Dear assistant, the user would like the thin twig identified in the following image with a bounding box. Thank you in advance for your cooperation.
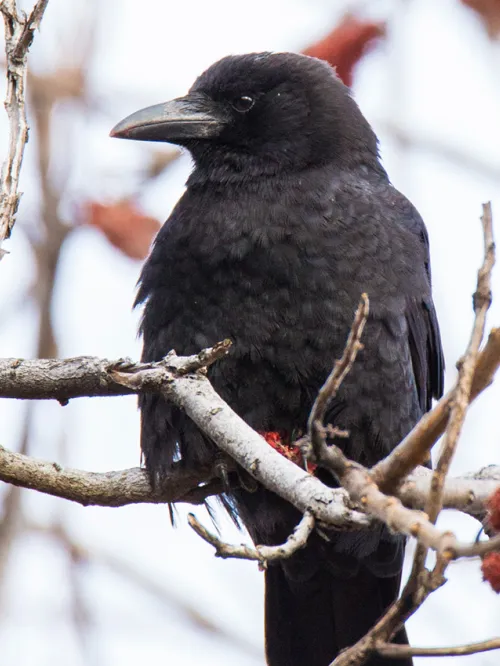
[426,202,495,525]
[188,511,315,564]
[307,293,369,466]
[380,119,500,186]
[375,637,500,659]
[0,0,50,252]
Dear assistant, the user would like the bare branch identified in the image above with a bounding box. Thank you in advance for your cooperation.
[373,203,497,494]
[380,119,500,185]
[399,464,500,518]
[372,327,500,492]
[329,203,498,666]
[0,342,232,403]
[300,295,459,565]
[426,202,495,524]
[0,0,50,252]
[0,441,497,517]
[452,532,500,559]
[0,444,214,507]
[375,637,500,659]
[188,511,315,564]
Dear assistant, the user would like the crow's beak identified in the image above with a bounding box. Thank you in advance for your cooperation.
[110,93,229,144]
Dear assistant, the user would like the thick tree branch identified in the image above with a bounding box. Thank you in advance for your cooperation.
[0,340,231,403]
[398,464,500,517]
[0,442,497,516]
[0,0,49,252]
[0,444,214,506]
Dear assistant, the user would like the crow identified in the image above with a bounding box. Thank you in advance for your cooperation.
[111,52,444,666]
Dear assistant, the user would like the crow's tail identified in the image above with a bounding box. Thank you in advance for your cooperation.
[264,551,412,666]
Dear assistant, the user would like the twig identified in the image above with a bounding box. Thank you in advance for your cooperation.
[375,637,500,659]
[329,556,445,666]
[0,0,50,252]
[426,202,495,525]
[301,294,457,573]
[188,511,315,564]
[380,119,500,186]
[307,293,369,467]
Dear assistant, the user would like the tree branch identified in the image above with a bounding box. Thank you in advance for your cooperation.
[0,0,50,252]
[373,203,497,494]
[307,292,369,464]
[425,201,495,525]
[398,464,500,517]
[375,637,500,659]
[328,203,498,666]
[187,511,315,564]
[0,441,497,517]
[26,521,260,658]
[0,444,215,506]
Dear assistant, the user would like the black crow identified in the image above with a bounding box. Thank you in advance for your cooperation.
[111,52,444,666]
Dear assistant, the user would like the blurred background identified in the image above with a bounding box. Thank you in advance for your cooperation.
[0,0,499,664]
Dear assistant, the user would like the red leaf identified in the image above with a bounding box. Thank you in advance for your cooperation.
[487,487,500,532]
[303,15,385,87]
[84,200,160,261]
[482,552,500,593]
[462,0,500,38]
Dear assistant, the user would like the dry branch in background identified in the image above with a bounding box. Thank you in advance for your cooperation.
[0,0,49,253]
[25,521,261,659]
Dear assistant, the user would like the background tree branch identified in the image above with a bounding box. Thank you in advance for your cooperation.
[0,0,49,253]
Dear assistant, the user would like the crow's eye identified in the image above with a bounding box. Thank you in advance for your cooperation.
[231,96,255,113]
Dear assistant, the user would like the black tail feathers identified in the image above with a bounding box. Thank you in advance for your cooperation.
[264,559,413,666]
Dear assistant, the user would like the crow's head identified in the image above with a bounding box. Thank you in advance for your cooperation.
[111,52,379,179]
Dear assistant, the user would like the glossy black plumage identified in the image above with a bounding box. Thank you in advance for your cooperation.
[114,52,444,666]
